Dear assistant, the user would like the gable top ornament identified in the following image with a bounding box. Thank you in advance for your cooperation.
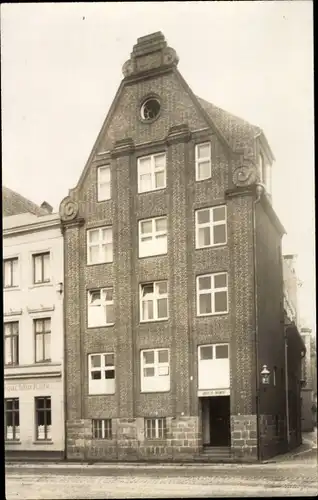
[122,32,179,78]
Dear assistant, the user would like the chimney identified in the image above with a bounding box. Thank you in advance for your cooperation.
[41,201,53,214]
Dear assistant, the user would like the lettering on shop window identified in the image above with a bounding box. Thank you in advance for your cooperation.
[6,382,50,392]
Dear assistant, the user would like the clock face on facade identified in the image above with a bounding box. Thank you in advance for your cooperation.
[140,97,161,122]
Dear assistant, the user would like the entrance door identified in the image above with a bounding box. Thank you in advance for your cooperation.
[209,396,231,446]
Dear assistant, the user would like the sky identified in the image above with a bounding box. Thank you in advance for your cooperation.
[1,2,315,331]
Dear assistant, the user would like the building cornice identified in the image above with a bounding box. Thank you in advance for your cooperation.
[3,218,61,237]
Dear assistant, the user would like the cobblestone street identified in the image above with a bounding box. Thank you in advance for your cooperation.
[5,450,317,499]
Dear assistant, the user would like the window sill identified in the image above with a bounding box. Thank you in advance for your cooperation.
[4,287,20,292]
[140,318,168,324]
[195,243,227,250]
[195,176,212,183]
[97,198,111,203]
[86,262,113,267]
[29,283,53,289]
[197,311,228,318]
[87,324,115,329]
[33,440,53,445]
[140,389,171,394]
[5,440,21,445]
[35,360,52,364]
[88,392,116,396]
[138,187,166,195]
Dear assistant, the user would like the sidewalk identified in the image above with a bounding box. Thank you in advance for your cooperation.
[263,429,317,464]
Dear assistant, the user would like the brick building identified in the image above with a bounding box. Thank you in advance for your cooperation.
[60,32,304,462]
[3,188,65,460]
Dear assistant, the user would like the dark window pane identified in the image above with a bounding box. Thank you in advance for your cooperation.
[213,225,226,245]
[91,371,102,380]
[214,291,228,312]
[214,274,227,288]
[199,294,212,314]
[200,346,213,360]
[104,354,114,366]
[197,209,210,224]
[105,369,115,379]
[198,276,211,290]
[215,345,229,359]
[213,206,226,222]
[36,398,45,409]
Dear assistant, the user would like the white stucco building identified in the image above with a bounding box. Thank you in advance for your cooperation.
[3,188,64,459]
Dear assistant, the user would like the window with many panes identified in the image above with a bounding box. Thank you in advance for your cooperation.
[144,418,167,439]
[33,253,50,284]
[88,353,115,395]
[35,397,52,440]
[4,322,19,366]
[141,348,170,392]
[97,165,111,201]
[197,273,228,316]
[87,288,114,328]
[195,206,227,248]
[195,142,211,181]
[140,281,168,322]
[139,216,167,258]
[3,258,19,288]
[198,343,230,390]
[5,398,20,441]
[34,318,51,363]
[137,153,166,193]
[87,227,113,265]
[92,419,112,439]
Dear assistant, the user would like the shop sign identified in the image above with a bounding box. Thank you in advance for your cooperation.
[198,388,230,397]
[6,382,51,392]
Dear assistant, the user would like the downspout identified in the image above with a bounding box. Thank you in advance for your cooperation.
[253,183,263,462]
[61,224,68,461]
[284,329,290,449]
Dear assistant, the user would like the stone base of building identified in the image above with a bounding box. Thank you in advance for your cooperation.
[5,449,64,461]
[65,414,290,463]
[230,414,258,461]
[66,416,201,462]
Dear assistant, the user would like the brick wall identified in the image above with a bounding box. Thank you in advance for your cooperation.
[62,35,284,462]
[255,199,287,459]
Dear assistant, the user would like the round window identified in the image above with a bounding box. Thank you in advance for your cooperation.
[140,98,161,122]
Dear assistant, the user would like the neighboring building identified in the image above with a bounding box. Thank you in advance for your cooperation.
[282,254,313,434]
[3,188,64,460]
[60,32,304,462]
[300,327,315,431]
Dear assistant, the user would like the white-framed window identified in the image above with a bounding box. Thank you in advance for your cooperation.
[4,322,19,366]
[195,205,227,248]
[34,318,51,363]
[92,419,112,439]
[196,272,228,316]
[87,227,113,265]
[141,348,170,393]
[87,288,114,328]
[3,258,19,288]
[139,216,167,258]
[33,252,50,284]
[97,165,111,201]
[144,417,167,439]
[35,397,52,441]
[195,142,211,181]
[5,398,20,441]
[140,281,168,322]
[137,153,166,193]
[88,353,115,395]
[198,343,230,390]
